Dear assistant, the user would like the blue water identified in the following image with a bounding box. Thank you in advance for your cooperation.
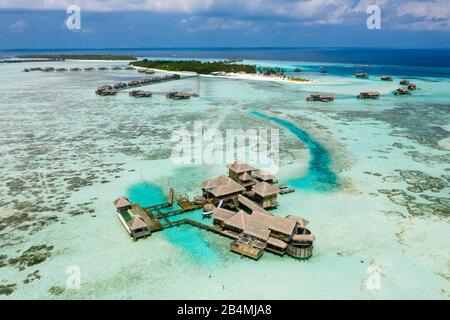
[250,112,339,192]
[126,182,220,264]
[3,47,450,69]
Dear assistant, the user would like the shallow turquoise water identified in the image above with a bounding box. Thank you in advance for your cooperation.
[0,58,449,299]
[251,111,338,191]
[126,182,220,264]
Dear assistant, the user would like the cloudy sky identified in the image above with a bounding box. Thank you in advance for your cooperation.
[0,0,449,49]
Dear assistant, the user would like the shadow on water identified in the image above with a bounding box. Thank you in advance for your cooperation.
[126,182,220,264]
[250,111,339,192]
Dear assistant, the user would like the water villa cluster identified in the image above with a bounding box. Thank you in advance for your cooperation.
[306,76,418,102]
[95,73,182,96]
[395,79,417,95]
[23,66,133,72]
[113,161,314,260]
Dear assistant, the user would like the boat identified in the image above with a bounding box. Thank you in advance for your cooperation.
[355,72,369,78]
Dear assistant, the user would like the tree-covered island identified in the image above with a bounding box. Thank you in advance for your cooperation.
[130,59,257,74]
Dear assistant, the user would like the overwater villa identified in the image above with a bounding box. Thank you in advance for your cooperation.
[56,68,68,72]
[144,69,155,74]
[114,197,151,240]
[306,93,335,102]
[254,169,277,184]
[42,67,55,72]
[84,67,95,71]
[357,91,380,99]
[201,175,246,209]
[248,182,279,209]
[395,88,410,95]
[98,67,109,71]
[70,68,82,71]
[227,161,256,189]
[380,76,393,81]
[215,207,314,259]
[407,83,417,90]
[400,79,410,85]
[129,90,152,98]
[355,72,369,78]
[113,82,127,89]
[111,66,122,70]
[95,85,117,96]
[166,91,191,100]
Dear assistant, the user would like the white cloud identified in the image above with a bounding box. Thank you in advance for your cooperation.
[0,0,449,30]
[397,0,450,30]
[9,19,27,33]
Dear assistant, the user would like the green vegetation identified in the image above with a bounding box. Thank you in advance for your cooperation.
[284,76,311,82]
[130,59,256,74]
[257,66,286,76]
[17,54,137,61]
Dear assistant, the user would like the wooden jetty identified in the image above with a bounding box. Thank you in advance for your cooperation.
[95,73,188,96]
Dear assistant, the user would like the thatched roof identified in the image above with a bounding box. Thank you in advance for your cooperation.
[129,216,148,231]
[237,194,272,215]
[212,207,237,222]
[269,215,297,236]
[286,215,310,229]
[238,172,253,181]
[201,175,245,197]
[252,182,279,197]
[254,169,275,181]
[224,210,248,231]
[114,197,131,208]
[244,219,271,241]
[222,206,297,240]
[227,161,254,174]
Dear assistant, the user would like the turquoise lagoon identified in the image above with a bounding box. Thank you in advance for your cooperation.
[0,57,449,299]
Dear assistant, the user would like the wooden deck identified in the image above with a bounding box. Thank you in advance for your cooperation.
[129,204,163,232]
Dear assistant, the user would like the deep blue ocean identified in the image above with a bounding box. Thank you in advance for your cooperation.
[2,47,450,67]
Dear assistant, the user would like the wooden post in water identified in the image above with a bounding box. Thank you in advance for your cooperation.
[168,188,174,206]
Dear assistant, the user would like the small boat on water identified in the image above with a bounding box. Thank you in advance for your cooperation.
[319,67,327,73]
[294,68,302,72]
[355,72,369,79]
